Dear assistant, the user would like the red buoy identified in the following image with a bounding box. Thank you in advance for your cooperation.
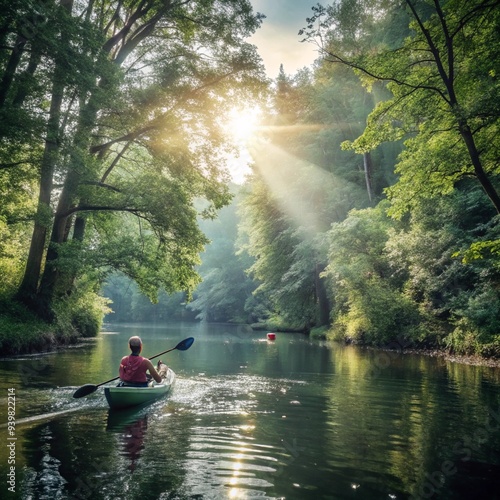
[267,332,276,341]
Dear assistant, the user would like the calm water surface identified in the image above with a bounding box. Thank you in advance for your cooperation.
[1,322,500,499]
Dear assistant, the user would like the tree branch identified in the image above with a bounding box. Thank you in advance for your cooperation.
[450,0,500,38]
[90,68,242,154]
[79,180,122,192]
[322,49,450,103]
[404,0,454,104]
[100,140,132,182]
[0,160,33,170]
[63,204,148,220]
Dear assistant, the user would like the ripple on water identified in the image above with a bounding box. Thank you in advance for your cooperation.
[181,425,278,498]
[163,375,306,498]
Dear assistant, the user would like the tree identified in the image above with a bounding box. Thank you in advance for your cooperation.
[239,61,378,330]
[322,201,422,345]
[239,174,315,329]
[385,183,500,354]
[187,186,257,323]
[302,0,500,215]
[0,0,267,324]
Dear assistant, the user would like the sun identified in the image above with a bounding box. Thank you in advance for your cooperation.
[225,105,261,143]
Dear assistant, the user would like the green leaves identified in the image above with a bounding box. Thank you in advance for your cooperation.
[323,202,421,345]
[0,0,268,323]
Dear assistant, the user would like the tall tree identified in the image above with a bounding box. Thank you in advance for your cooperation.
[187,187,257,323]
[323,201,422,345]
[239,174,314,329]
[1,0,267,322]
[240,54,384,330]
[16,0,83,309]
[302,0,500,215]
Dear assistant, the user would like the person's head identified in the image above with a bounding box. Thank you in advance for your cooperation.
[128,336,142,355]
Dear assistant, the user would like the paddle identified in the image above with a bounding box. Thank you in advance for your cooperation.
[72,337,194,399]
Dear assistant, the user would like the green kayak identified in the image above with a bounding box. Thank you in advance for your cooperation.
[104,368,175,410]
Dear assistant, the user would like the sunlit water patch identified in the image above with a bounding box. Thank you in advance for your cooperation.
[171,374,306,416]
[157,375,310,498]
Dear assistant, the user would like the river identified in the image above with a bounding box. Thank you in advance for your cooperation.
[1,322,500,499]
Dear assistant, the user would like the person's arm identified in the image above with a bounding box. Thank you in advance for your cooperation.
[144,359,162,383]
[119,356,128,380]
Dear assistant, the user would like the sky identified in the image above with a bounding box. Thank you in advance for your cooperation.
[249,0,323,77]
[227,1,325,183]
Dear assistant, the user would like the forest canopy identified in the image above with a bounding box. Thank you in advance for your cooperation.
[0,0,267,349]
[2,0,500,358]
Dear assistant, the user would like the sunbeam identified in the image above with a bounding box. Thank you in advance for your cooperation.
[247,135,356,235]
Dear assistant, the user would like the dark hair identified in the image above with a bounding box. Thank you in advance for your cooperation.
[130,343,141,355]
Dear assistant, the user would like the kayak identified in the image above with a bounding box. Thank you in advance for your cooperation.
[104,368,175,410]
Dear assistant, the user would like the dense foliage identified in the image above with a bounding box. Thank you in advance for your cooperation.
[238,0,500,356]
[3,0,500,359]
[0,0,267,351]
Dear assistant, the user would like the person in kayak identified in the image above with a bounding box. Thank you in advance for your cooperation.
[119,336,163,387]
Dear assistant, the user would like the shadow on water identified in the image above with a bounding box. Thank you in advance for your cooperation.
[106,406,149,433]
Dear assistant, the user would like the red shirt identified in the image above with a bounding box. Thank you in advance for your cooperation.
[119,355,148,383]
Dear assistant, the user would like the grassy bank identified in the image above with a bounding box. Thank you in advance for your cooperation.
[0,300,72,355]
[321,323,500,362]
[0,293,106,356]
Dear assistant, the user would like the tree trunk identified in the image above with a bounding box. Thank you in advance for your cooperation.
[0,5,47,110]
[36,1,162,314]
[363,152,373,203]
[315,263,330,327]
[36,165,80,319]
[0,34,27,108]
[36,97,99,317]
[12,45,42,107]
[15,69,65,308]
[16,0,74,313]
[459,122,500,214]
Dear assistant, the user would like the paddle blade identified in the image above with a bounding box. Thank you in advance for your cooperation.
[73,384,98,399]
[175,337,194,351]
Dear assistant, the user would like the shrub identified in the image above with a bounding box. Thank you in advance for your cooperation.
[54,289,111,339]
[0,296,56,355]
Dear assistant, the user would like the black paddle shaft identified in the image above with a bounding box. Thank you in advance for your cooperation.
[72,337,194,398]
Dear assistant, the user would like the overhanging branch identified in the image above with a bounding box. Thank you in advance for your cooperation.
[322,49,450,104]
[63,205,150,223]
[79,181,122,192]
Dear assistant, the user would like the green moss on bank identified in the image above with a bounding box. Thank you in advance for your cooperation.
[0,299,70,355]
[0,291,108,356]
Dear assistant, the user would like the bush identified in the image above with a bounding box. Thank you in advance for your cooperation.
[332,278,422,346]
[310,325,329,340]
[445,288,500,357]
[0,280,111,355]
[445,320,482,355]
[0,296,57,355]
[54,289,111,338]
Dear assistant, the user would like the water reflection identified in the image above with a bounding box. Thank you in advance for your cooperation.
[22,425,68,499]
[183,423,276,497]
[107,408,149,472]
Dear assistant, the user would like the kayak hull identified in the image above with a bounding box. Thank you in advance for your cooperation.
[104,368,175,410]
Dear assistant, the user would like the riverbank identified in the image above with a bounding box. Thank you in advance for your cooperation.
[309,325,500,368]
[3,312,500,370]
[0,290,107,355]
[0,317,80,356]
[351,344,500,369]
[0,299,80,355]
[402,348,500,368]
